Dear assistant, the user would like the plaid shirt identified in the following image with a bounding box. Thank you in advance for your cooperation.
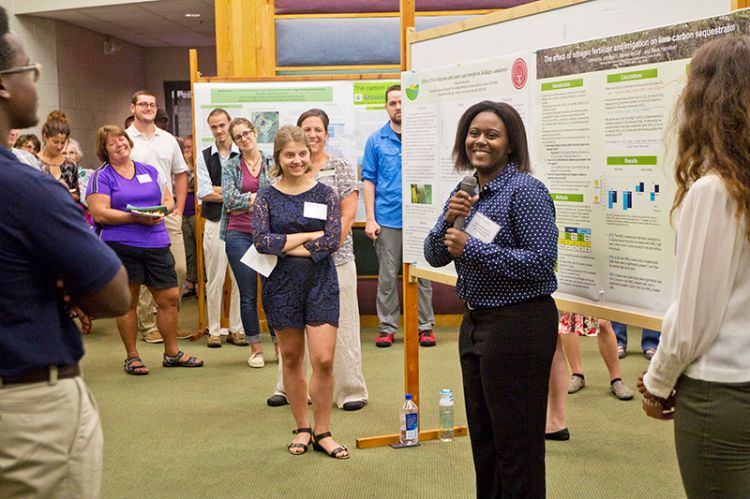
[219,152,272,241]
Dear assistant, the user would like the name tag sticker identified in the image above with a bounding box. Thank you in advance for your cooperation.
[465,212,500,244]
[316,169,336,178]
[136,174,153,184]
[303,202,328,220]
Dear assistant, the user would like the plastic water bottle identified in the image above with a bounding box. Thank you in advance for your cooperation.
[400,394,419,445]
[439,388,455,442]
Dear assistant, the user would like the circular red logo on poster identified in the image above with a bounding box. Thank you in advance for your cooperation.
[512,58,528,90]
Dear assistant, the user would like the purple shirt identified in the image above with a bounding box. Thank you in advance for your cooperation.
[184,191,196,217]
[226,157,260,234]
[87,161,170,248]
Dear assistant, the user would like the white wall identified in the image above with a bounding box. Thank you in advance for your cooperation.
[411,0,735,70]
[1,0,59,134]
[3,3,216,165]
[55,21,145,166]
[144,46,216,107]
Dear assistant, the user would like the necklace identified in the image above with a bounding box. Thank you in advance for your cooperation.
[244,153,261,174]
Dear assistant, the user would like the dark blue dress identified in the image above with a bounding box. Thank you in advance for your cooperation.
[253,182,341,330]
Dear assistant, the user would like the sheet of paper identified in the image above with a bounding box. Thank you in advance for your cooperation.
[465,211,501,244]
[240,244,277,277]
[303,201,327,220]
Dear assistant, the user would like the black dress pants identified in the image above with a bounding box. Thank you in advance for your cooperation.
[459,296,558,499]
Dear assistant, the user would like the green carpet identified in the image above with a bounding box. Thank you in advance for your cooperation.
[80,299,684,498]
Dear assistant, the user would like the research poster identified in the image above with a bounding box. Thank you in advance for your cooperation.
[192,80,398,220]
[402,10,749,316]
[401,54,535,275]
[535,11,748,313]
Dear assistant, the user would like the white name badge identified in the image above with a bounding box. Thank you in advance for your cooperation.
[240,245,277,278]
[136,173,153,184]
[465,211,501,244]
[316,169,336,178]
[303,202,328,220]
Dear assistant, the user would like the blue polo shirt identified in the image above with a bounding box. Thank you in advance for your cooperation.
[361,122,403,229]
[0,147,123,377]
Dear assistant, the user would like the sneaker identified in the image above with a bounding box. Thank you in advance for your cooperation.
[419,330,437,347]
[611,380,635,400]
[207,334,222,348]
[267,394,289,407]
[568,374,585,394]
[617,344,627,359]
[176,327,192,340]
[227,331,248,346]
[644,348,656,361]
[247,351,265,368]
[375,332,394,348]
[143,329,163,344]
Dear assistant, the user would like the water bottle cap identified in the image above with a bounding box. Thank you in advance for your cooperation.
[405,394,412,400]
[440,388,452,395]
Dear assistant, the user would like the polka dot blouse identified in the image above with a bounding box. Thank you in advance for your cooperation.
[424,162,558,308]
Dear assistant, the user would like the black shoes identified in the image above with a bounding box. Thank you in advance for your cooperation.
[342,400,367,411]
[267,394,289,407]
[545,428,570,441]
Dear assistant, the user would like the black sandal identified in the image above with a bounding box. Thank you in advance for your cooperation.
[312,431,349,460]
[287,427,312,455]
[162,350,203,368]
[124,356,149,375]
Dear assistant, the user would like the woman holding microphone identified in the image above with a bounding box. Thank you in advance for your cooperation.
[424,101,558,497]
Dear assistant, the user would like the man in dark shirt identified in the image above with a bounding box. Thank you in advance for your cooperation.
[0,9,130,497]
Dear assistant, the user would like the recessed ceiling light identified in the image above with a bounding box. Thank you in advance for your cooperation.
[184,13,201,18]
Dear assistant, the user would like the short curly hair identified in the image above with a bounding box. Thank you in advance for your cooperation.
[0,7,13,71]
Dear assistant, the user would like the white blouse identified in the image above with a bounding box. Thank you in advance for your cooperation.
[644,174,750,399]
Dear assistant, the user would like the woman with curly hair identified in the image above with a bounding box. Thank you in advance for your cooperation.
[640,36,750,497]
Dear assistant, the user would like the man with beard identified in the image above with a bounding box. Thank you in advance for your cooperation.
[362,84,435,348]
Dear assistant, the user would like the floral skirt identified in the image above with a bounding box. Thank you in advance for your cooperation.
[558,312,599,336]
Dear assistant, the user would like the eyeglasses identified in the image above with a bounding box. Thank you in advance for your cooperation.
[0,63,42,83]
[233,129,255,142]
[135,102,157,108]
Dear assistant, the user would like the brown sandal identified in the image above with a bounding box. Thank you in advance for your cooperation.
[287,427,312,455]
[312,431,349,460]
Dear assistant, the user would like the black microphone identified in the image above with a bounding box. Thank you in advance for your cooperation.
[453,175,477,230]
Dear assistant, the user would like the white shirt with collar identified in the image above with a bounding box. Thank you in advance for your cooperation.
[645,174,750,398]
[126,124,187,194]
[195,142,239,202]
[12,148,41,170]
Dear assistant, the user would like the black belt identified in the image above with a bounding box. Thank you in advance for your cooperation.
[0,365,80,388]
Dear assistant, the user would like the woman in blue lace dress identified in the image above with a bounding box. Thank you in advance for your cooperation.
[253,125,348,459]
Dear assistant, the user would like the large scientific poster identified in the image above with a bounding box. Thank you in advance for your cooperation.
[403,10,749,316]
[536,11,748,313]
[401,54,535,274]
[192,79,398,220]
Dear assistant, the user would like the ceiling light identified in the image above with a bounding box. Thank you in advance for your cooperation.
[184,13,201,18]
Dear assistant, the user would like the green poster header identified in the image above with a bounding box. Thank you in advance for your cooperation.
[211,87,333,104]
[607,156,657,165]
[551,193,584,202]
[353,81,399,106]
[541,79,583,91]
[607,68,658,84]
